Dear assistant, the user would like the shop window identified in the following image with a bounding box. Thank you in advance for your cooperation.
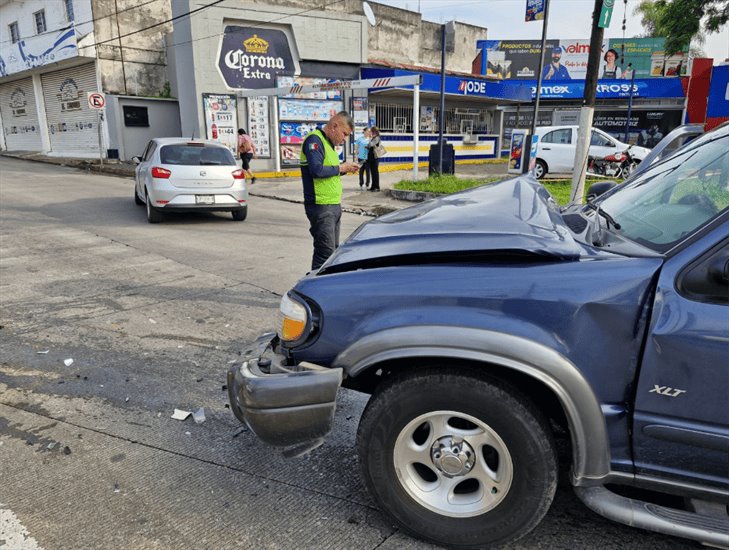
[65,0,75,22]
[123,106,150,128]
[34,10,46,34]
[9,22,19,44]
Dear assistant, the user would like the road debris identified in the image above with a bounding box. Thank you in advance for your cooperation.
[113,483,120,493]
[64,358,74,366]
[149,318,157,324]
[193,408,206,424]
[63,446,71,455]
[36,350,49,354]
[171,409,192,421]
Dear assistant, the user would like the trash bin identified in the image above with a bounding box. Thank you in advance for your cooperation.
[428,141,455,175]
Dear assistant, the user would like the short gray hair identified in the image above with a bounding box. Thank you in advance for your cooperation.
[335,111,354,130]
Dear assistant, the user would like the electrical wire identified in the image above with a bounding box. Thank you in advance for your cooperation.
[0,0,160,46]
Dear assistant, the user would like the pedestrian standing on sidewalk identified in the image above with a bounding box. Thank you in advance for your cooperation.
[366,126,382,192]
[300,111,359,270]
[237,128,257,184]
[355,127,371,190]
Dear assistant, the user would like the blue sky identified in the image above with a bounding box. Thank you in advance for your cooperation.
[371,0,729,63]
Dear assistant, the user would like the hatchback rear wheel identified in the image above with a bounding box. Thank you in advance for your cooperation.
[232,206,248,221]
[146,190,163,224]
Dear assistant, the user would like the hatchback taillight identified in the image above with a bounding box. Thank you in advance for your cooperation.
[152,166,171,179]
[232,169,245,180]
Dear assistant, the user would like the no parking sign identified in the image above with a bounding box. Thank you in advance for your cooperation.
[87,92,105,110]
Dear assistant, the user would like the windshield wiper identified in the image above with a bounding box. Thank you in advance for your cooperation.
[585,200,621,246]
[585,200,621,230]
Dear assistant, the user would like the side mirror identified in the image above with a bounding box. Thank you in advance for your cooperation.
[586,181,618,201]
[132,156,141,165]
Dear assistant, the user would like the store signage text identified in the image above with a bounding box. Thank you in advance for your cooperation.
[218,27,295,90]
[458,80,490,95]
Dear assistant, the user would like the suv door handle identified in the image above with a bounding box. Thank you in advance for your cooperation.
[542,147,551,150]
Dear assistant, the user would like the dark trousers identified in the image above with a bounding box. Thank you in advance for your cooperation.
[358,160,370,187]
[368,154,380,190]
[305,203,342,270]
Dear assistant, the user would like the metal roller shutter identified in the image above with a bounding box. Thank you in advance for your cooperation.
[41,63,100,156]
[0,78,43,151]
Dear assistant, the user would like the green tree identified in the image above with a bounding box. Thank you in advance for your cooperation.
[635,0,728,54]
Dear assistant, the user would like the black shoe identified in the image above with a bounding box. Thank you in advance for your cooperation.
[251,176,257,184]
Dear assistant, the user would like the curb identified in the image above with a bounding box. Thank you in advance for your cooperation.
[389,188,441,202]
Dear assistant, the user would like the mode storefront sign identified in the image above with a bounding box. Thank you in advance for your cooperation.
[217,27,296,90]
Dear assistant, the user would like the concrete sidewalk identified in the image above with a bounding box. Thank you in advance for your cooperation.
[0,150,510,216]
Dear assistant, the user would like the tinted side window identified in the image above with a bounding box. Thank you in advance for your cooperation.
[591,131,613,147]
[142,141,157,161]
[543,129,571,144]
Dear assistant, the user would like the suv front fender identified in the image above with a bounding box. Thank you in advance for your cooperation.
[334,325,610,486]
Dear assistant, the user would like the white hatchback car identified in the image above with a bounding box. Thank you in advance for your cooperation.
[533,125,651,179]
[133,138,248,223]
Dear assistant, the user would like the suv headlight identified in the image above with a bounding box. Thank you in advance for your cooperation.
[279,293,308,342]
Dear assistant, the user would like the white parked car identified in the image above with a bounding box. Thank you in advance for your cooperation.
[533,125,651,179]
[133,138,248,223]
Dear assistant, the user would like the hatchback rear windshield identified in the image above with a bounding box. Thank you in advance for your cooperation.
[160,144,235,166]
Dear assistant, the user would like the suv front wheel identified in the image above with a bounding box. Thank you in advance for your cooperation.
[357,368,558,549]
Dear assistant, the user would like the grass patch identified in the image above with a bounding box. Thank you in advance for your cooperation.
[395,174,620,205]
[394,174,505,194]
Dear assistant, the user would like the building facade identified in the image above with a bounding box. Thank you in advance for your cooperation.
[0,0,176,158]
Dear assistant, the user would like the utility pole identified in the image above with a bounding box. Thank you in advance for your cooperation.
[569,0,605,204]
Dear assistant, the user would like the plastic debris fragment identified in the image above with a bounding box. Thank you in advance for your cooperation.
[193,408,206,424]
[171,409,192,421]
[64,358,74,366]
[37,350,49,354]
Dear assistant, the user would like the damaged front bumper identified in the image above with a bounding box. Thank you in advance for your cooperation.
[227,333,343,454]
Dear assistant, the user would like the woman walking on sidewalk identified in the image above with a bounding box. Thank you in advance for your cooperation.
[367,126,382,192]
[237,128,257,184]
[356,128,371,189]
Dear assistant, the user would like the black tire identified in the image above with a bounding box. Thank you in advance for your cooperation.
[357,368,558,549]
[134,185,144,205]
[534,159,547,179]
[145,191,163,224]
[231,206,248,221]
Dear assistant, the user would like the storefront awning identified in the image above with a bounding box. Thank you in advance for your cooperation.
[361,67,532,103]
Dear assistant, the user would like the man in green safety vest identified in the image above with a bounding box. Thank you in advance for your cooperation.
[300,111,359,270]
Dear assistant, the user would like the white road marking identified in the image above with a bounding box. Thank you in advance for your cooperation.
[0,505,43,549]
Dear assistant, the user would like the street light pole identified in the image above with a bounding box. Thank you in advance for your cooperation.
[526,0,551,174]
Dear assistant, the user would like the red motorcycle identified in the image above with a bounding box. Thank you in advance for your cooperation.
[588,147,639,179]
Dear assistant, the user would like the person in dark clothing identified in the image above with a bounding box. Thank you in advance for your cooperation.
[300,111,359,270]
[367,126,382,191]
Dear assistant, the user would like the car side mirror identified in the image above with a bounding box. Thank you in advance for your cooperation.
[709,257,729,285]
[132,156,141,165]
[586,181,618,201]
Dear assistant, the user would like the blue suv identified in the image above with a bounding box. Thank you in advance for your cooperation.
[228,124,729,548]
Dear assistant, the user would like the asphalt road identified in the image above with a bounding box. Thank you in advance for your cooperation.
[0,157,694,549]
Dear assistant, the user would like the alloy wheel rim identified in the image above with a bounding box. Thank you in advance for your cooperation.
[393,410,513,518]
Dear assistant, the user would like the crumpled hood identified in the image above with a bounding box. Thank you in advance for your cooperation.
[322,176,588,271]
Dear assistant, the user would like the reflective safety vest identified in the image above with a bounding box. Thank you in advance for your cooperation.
[300,129,341,205]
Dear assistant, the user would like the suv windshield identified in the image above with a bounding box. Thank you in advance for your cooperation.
[160,144,235,166]
[599,131,729,252]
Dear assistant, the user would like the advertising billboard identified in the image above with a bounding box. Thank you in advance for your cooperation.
[481,37,688,81]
